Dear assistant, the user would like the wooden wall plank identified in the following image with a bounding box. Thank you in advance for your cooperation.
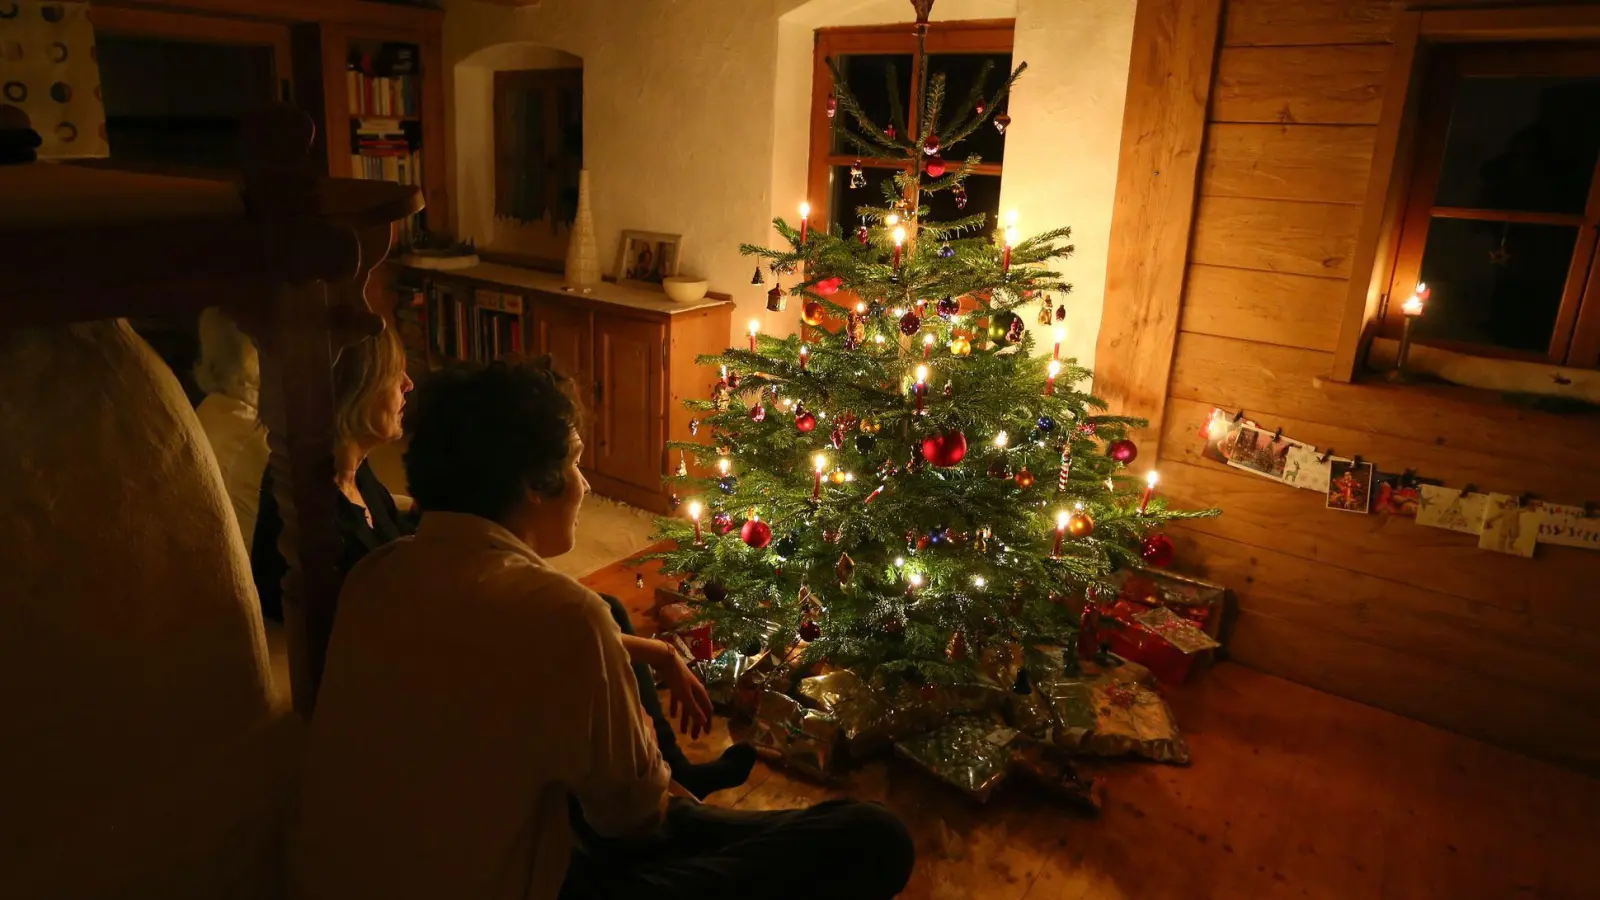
[1223,0,1399,47]
[1090,0,1226,460]
[1191,196,1362,278]
[1212,45,1390,125]
[1158,459,1600,630]
[1180,264,1347,352]
[1166,331,1600,476]
[1171,530,1600,693]
[1220,613,1600,770]
[1201,124,1375,205]
[1160,397,1600,503]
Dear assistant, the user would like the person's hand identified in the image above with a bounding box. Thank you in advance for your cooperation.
[653,641,714,740]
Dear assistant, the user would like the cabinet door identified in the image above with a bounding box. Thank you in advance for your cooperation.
[593,317,666,492]
[529,300,594,467]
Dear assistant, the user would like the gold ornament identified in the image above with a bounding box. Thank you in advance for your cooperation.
[859,417,882,435]
[949,334,973,356]
[1014,467,1035,489]
[1067,510,1096,539]
[947,631,969,662]
[829,469,848,484]
[803,300,827,327]
[836,552,856,586]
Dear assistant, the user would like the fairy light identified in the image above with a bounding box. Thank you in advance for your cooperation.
[718,458,731,477]
[799,343,809,371]
[994,431,1009,449]
[972,575,987,588]
[908,572,924,589]
[894,557,905,568]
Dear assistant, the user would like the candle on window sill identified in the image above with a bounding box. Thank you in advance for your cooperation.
[1390,282,1428,382]
[748,319,760,352]
[1045,360,1060,396]
[1052,326,1065,361]
[1140,470,1159,514]
[798,202,810,245]
[914,364,928,414]
[813,453,827,499]
[892,226,907,270]
[687,500,703,544]
[1053,510,1068,558]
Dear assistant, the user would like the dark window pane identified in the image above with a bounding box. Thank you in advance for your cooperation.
[829,54,914,155]
[923,53,1013,166]
[1414,217,1578,353]
[827,164,907,234]
[923,174,1002,231]
[1434,76,1600,214]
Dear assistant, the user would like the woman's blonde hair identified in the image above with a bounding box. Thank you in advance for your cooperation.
[333,327,408,448]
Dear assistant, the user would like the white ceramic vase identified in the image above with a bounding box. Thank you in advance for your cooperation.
[565,170,601,290]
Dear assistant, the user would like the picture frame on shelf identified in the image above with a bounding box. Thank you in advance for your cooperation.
[615,230,682,288]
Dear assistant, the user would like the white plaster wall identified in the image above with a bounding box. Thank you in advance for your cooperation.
[445,0,1133,362]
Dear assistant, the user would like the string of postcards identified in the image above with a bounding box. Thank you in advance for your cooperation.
[1198,407,1599,559]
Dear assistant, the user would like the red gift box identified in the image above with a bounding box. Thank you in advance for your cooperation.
[1096,601,1209,686]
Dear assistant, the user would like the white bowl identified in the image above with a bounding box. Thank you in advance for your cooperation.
[663,276,709,303]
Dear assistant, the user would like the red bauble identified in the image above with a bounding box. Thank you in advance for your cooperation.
[920,428,969,467]
[740,519,773,549]
[795,411,818,432]
[1140,533,1175,568]
[899,310,921,336]
[814,276,844,296]
[924,156,946,178]
[923,134,941,155]
[1107,439,1138,464]
[713,511,735,534]
[799,619,822,641]
[802,300,827,327]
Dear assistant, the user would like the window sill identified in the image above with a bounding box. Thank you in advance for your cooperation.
[1365,336,1600,411]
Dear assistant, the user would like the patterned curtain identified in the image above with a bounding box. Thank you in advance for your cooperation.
[0,1,108,158]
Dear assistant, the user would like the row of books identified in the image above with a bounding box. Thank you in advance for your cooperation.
[347,71,420,117]
[351,119,423,247]
[425,287,525,363]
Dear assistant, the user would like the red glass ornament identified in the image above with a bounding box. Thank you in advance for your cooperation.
[795,411,818,432]
[885,123,896,140]
[923,134,940,155]
[1014,467,1035,488]
[814,276,843,296]
[899,310,921,336]
[826,92,837,118]
[937,296,960,317]
[920,428,968,467]
[799,619,822,641]
[1140,533,1175,568]
[975,101,986,115]
[1108,439,1138,465]
[857,225,870,245]
[924,156,946,178]
[740,518,773,549]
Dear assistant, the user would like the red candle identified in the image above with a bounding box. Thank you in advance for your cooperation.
[1140,471,1160,514]
[813,454,826,500]
[1045,360,1059,396]
[799,202,810,245]
[914,365,927,414]
[865,484,885,504]
[747,319,759,352]
[923,333,934,360]
[1052,326,1064,361]
[799,343,809,371]
[1053,510,1067,558]
[688,501,703,544]
[892,226,906,269]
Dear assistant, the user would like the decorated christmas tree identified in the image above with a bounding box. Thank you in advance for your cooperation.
[651,1,1215,729]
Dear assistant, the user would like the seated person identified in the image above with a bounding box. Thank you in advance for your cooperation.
[251,328,753,796]
[292,360,915,900]
[192,307,270,546]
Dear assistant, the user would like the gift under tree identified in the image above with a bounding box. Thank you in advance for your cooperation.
[650,1,1215,744]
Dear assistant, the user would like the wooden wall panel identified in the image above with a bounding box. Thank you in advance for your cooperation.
[1201,124,1375,205]
[1190,196,1362,278]
[1158,460,1600,631]
[1212,46,1390,125]
[1223,0,1400,47]
[1090,0,1225,459]
[1180,265,1347,351]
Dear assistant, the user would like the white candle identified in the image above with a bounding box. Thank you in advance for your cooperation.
[1402,282,1428,317]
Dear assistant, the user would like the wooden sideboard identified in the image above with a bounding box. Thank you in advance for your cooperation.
[390,263,732,513]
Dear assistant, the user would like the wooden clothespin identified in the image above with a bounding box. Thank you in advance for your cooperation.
[1462,483,1479,496]
[1233,409,1246,423]
[1318,448,1333,464]
[1271,427,1283,443]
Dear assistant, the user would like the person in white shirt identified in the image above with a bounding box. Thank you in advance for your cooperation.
[191,307,270,546]
[291,359,915,900]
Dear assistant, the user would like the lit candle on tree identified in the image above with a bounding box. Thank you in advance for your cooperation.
[914,364,928,414]
[1045,360,1060,396]
[892,226,907,269]
[1140,470,1160,513]
[1053,325,1065,361]
[923,333,934,359]
[1053,510,1068,558]
[718,458,731,478]
[813,453,827,499]
[1002,210,1018,275]
[799,343,809,371]
[687,500,703,544]
[798,201,811,245]
[748,319,760,352]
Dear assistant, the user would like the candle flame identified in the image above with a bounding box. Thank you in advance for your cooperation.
[924,333,934,346]
[893,226,907,246]
[1146,470,1160,487]
[814,453,827,473]
[718,458,730,476]
[915,364,928,384]
[885,213,900,227]
[908,572,924,588]
[748,319,760,336]
[856,302,867,313]
[894,557,905,567]
[1047,360,1061,377]
[687,500,702,519]
[800,344,809,356]
[1056,510,1069,530]
[1054,326,1066,343]
[1004,226,1017,248]
[874,334,885,345]
[799,201,810,218]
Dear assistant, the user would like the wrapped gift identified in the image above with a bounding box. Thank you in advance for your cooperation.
[748,690,841,780]
[1040,673,1189,765]
[731,641,805,716]
[1008,739,1103,816]
[1096,599,1220,686]
[1107,567,1226,637]
[894,717,1019,803]
[694,649,752,709]
[800,669,1005,758]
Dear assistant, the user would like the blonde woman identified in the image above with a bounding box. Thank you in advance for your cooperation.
[250,328,414,623]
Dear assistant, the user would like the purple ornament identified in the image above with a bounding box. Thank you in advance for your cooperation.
[1107,439,1138,465]
[936,296,960,318]
[899,310,922,336]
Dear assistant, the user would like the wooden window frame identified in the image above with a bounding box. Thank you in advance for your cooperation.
[806,20,1014,233]
[1382,43,1600,367]
[491,67,583,225]
[1332,3,1600,380]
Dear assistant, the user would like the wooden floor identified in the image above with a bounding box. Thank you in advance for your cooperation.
[586,552,1600,900]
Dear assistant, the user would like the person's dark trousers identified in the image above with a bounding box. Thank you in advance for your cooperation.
[597,593,690,770]
[561,797,915,900]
